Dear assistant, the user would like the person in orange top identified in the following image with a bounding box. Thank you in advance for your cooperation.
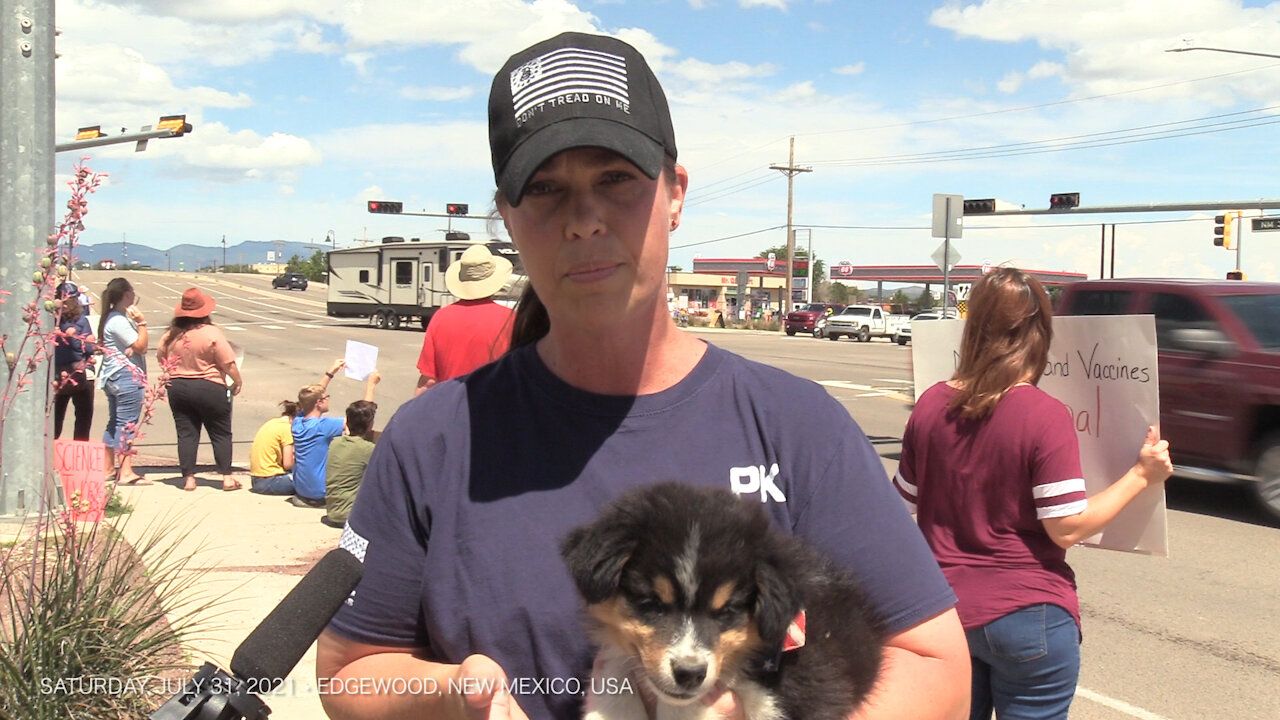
[157,287,244,491]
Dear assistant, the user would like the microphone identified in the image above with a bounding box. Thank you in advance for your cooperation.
[150,547,363,719]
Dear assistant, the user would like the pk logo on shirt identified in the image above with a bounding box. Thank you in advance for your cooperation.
[729,463,786,503]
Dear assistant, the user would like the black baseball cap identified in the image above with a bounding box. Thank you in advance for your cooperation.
[489,32,678,206]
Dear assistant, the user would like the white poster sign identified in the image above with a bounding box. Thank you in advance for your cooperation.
[343,340,379,381]
[911,315,1167,556]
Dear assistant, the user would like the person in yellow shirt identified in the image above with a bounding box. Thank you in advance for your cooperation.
[249,400,298,494]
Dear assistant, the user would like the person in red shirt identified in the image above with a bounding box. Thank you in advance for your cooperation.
[895,267,1173,720]
[414,244,515,396]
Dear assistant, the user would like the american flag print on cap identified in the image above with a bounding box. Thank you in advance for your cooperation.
[509,46,629,120]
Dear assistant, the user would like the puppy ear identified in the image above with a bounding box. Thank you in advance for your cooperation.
[560,520,636,604]
[754,553,801,648]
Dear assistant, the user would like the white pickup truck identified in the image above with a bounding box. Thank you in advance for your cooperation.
[825,305,910,342]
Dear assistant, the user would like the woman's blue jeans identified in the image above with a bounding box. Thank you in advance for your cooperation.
[967,603,1080,720]
[101,370,145,453]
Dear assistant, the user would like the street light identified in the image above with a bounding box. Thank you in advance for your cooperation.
[1166,46,1280,60]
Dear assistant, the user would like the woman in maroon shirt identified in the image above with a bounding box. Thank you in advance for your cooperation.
[896,267,1173,720]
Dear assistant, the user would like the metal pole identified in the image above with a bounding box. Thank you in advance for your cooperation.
[1100,224,1105,279]
[942,197,952,316]
[0,0,56,517]
[807,230,813,304]
[1109,224,1116,279]
[1235,213,1243,271]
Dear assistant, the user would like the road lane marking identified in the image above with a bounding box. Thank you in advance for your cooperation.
[296,323,321,328]
[262,325,286,330]
[1076,687,1173,720]
[222,326,246,331]
[818,380,876,392]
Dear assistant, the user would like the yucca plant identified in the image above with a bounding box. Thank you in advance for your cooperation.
[0,509,222,719]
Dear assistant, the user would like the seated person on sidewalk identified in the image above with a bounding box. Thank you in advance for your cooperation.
[291,361,378,508]
[324,399,379,526]
[248,400,299,495]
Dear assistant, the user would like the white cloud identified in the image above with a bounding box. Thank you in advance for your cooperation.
[667,58,777,89]
[833,62,865,76]
[769,81,819,104]
[739,0,790,9]
[400,86,477,102]
[930,0,1280,104]
[157,123,321,183]
[342,52,375,77]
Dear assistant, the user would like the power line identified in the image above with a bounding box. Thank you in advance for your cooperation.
[810,106,1280,167]
[687,62,1280,190]
[673,216,1205,252]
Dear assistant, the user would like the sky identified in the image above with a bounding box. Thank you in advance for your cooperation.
[50,0,1280,284]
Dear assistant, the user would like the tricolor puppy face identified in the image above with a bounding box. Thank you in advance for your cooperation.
[562,484,801,705]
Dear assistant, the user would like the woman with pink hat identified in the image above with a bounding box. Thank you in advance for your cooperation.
[157,287,244,491]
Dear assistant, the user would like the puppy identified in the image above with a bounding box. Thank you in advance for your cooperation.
[561,482,884,720]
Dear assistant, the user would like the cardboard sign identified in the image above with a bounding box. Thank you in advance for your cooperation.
[911,315,1168,556]
[53,439,108,523]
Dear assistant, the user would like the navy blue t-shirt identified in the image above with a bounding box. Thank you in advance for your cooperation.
[328,342,954,720]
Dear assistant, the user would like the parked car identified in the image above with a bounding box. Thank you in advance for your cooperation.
[826,305,910,342]
[894,308,959,345]
[272,272,309,291]
[784,303,844,337]
[1057,278,1280,521]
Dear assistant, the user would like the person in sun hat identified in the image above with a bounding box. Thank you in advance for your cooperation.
[412,243,515,396]
[319,32,969,720]
[156,287,244,492]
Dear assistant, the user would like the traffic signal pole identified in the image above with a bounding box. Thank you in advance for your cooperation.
[0,0,56,518]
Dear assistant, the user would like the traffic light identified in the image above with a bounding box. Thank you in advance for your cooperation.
[367,200,403,214]
[963,198,996,215]
[1226,270,1245,280]
[156,114,192,136]
[1214,211,1237,249]
[1049,193,1080,210]
[446,203,469,215]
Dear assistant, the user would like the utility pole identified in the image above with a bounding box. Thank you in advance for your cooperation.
[770,137,811,316]
[221,234,226,272]
[0,0,56,518]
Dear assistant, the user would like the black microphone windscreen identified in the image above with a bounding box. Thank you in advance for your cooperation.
[230,547,363,689]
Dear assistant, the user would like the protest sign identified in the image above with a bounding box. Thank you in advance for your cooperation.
[911,314,1167,555]
[343,340,379,381]
[53,439,108,523]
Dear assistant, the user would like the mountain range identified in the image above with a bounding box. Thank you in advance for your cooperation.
[71,240,332,272]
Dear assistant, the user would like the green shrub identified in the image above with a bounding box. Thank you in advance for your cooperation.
[0,511,219,719]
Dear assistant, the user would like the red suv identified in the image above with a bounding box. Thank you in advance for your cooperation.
[1057,279,1280,521]
[785,303,845,337]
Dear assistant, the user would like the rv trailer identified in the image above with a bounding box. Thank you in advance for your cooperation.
[326,237,521,330]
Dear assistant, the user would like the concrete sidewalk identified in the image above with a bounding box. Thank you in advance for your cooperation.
[118,453,340,718]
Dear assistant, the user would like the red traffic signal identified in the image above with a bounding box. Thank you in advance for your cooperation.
[446,203,469,216]
[1226,270,1244,280]
[368,200,403,214]
[1049,193,1079,210]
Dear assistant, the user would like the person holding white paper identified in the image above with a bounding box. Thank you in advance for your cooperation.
[894,267,1174,720]
[291,359,378,508]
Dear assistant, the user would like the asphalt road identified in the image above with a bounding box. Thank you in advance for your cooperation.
[70,270,1279,720]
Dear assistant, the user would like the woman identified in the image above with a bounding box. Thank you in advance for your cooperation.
[98,277,148,485]
[895,267,1173,720]
[53,292,96,441]
[318,32,969,720]
[156,287,243,491]
[248,400,299,495]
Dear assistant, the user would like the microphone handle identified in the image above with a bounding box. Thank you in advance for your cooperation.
[148,662,269,720]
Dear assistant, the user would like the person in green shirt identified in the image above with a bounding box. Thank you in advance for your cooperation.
[324,399,378,526]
